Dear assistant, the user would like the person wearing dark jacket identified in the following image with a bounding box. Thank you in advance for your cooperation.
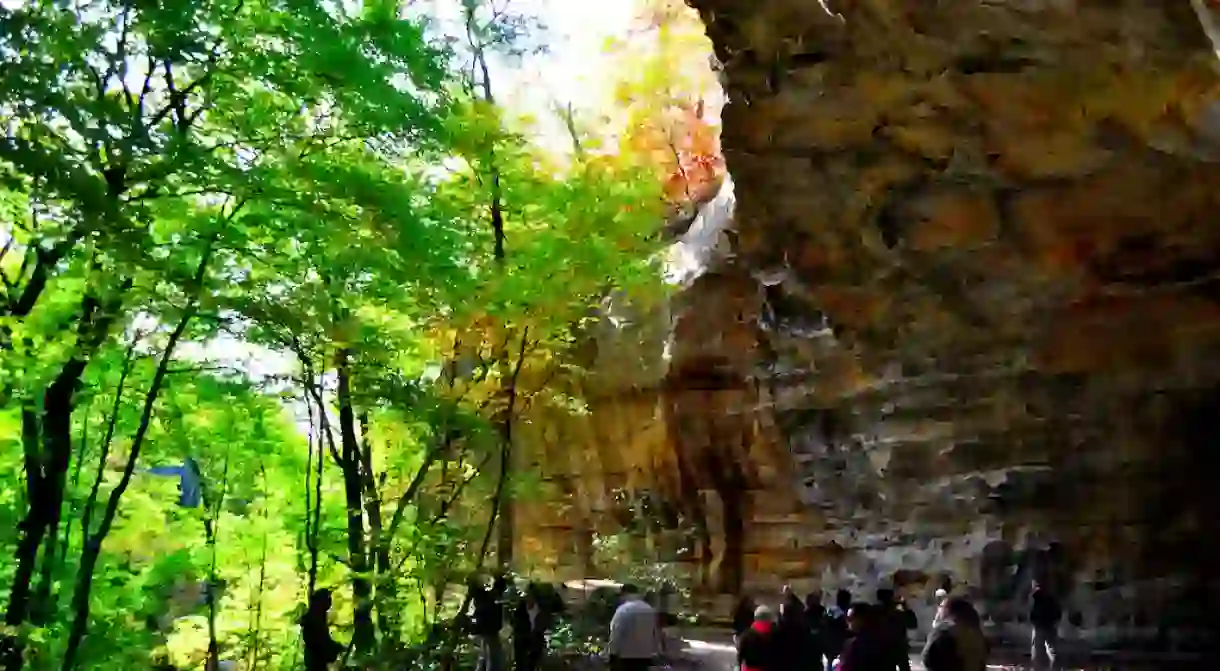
[738,605,779,671]
[1029,581,1062,670]
[469,575,507,671]
[776,587,820,669]
[511,586,552,671]
[921,597,988,671]
[876,588,912,671]
[805,592,828,669]
[732,594,758,646]
[839,603,891,671]
[300,589,344,671]
[823,589,852,671]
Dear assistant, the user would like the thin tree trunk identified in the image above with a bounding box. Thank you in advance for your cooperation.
[494,330,529,572]
[203,453,231,671]
[335,347,375,655]
[302,384,320,595]
[248,464,269,671]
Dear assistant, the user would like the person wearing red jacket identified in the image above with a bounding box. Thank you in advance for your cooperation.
[737,605,779,671]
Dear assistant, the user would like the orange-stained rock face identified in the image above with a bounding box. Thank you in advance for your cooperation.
[665,0,1220,648]
[514,0,1220,650]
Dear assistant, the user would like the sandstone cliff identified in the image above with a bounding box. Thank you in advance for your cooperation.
[519,0,1220,651]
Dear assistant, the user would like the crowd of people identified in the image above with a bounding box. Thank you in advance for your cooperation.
[456,573,1066,671]
[730,579,1064,671]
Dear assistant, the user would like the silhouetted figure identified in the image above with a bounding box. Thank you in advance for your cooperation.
[839,603,890,671]
[738,605,779,671]
[511,585,551,671]
[1029,580,1062,670]
[824,589,852,671]
[922,597,988,671]
[776,586,819,669]
[469,575,507,671]
[300,589,343,671]
[876,588,912,671]
[732,594,758,646]
[805,592,830,669]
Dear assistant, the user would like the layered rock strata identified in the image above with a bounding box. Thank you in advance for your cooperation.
[663,0,1220,649]
[515,0,1220,650]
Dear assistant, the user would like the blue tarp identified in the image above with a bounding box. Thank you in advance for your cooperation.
[147,457,203,508]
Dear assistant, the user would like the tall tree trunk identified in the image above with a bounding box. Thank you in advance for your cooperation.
[5,284,126,671]
[335,347,375,655]
[359,412,397,650]
[6,406,45,636]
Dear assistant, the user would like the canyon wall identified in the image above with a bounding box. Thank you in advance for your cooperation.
[519,0,1220,650]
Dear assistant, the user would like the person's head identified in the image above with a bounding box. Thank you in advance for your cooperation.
[782,584,794,598]
[737,593,756,609]
[309,588,333,612]
[836,589,851,610]
[876,587,895,605]
[523,585,540,608]
[846,602,874,633]
[1031,580,1042,592]
[805,592,822,610]
[944,597,980,627]
[935,588,948,603]
[620,583,641,603]
[753,605,775,624]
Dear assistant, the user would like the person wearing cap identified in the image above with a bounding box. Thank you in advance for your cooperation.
[737,605,779,671]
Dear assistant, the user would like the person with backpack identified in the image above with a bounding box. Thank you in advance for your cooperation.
[1029,580,1062,670]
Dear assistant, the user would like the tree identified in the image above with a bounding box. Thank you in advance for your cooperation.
[0,0,674,667]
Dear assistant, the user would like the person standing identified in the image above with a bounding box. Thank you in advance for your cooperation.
[300,589,343,671]
[875,588,912,671]
[804,591,828,669]
[777,586,819,669]
[511,585,551,671]
[1029,580,1062,670]
[824,590,852,671]
[838,603,890,671]
[930,589,949,631]
[733,594,758,647]
[738,605,780,671]
[469,575,507,671]
[921,597,988,671]
[608,584,663,671]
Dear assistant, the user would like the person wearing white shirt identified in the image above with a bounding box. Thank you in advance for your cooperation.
[608,584,663,671]
[930,589,949,631]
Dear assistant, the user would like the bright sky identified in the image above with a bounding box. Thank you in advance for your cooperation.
[421,0,642,150]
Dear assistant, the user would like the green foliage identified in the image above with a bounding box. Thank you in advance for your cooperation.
[0,0,672,667]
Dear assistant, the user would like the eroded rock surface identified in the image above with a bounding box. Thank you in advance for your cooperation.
[664,0,1220,649]
[515,0,1220,652]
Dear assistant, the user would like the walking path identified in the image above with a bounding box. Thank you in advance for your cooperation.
[666,629,1196,670]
